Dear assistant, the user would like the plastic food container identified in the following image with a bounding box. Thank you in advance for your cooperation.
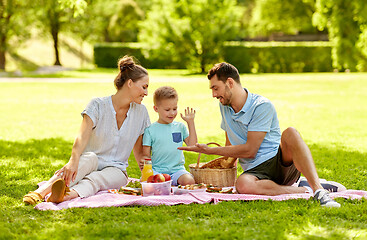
[141,180,172,197]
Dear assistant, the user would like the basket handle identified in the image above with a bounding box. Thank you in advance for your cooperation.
[196,142,221,169]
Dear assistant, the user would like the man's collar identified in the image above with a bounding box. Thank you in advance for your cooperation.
[227,88,251,114]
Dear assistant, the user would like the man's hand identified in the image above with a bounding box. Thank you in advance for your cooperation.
[178,143,213,154]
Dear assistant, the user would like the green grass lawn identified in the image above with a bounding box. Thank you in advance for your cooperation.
[1,71,367,239]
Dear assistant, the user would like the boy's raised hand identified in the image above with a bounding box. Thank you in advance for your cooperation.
[180,107,196,122]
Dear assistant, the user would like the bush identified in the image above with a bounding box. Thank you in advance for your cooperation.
[93,42,182,69]
[223,41,333,73]
[93,42,147,68]
[94,41,333,73]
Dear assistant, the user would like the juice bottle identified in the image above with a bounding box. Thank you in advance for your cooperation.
[141,158,153,182]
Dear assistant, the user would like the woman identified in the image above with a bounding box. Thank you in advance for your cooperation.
[23,56,150,205]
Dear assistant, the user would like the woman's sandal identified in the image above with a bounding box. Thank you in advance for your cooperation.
[47,179,70,204]
[23,191,43,205]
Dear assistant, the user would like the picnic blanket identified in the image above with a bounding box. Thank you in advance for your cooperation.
[34,185,367,211]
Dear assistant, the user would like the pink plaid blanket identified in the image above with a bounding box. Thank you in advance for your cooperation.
[34,189,367,211]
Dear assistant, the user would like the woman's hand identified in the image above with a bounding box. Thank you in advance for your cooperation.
[55,159,79,187]
[180,107,196,123]
[56,114,93,187]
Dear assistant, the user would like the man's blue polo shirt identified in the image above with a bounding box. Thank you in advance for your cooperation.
[220,88,281,171]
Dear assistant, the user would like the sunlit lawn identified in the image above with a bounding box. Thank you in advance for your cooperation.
[1,70,367,239]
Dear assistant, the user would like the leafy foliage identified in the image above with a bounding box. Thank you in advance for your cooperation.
[32,0,88,66]
[108,0,144,42]
[250,0,317,37]
[313,0,367,71]
[224,41,332,73]
[138,0,240,72]
[0,0,33,70]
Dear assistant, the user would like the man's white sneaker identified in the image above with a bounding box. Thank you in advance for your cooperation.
[314,189,341,208]
[298,179,346,192]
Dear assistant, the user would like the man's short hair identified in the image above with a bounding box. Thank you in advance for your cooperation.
[153,86,178,105]
[207,62,240,83]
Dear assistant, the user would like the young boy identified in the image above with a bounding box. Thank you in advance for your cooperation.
[142,86,197,186]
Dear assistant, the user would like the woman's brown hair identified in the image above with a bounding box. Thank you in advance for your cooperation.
[114,56,148,90]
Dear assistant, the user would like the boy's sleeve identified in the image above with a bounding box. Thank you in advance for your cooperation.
[142,127,152,147]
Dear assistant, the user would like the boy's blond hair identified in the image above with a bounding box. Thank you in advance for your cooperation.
[153,86,178,105]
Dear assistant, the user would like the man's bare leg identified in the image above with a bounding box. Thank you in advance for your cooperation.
[280,127,323,192]
[235,174,306,195]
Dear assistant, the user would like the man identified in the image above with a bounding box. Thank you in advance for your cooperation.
[179,62,344,207]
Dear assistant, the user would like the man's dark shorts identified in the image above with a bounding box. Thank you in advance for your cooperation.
[242,147,300,186]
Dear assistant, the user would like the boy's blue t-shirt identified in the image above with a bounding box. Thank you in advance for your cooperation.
[143,121,189,174]
[220,88,281,171]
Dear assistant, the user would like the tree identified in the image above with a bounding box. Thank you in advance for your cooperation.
[0,0,32,71]
[313,0,367,71]
[76,0,120,43]
[249,0,317,37]
[34,0,87,66]
[108,0,145,42]
[138,0,240,72]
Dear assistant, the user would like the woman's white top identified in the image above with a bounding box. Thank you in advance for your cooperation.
[81,96,150,171]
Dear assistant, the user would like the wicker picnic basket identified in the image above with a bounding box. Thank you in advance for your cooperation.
[189,142,237,187]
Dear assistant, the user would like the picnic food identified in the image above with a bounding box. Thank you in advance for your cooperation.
[126,181,142,188]
[189,142,237,187]
[119,187,141,195]
[177,183,207,190]
[206,185,234,194]
[163,173,171,181]
[147,174,171,183]
[153,174,166,183]
[147,175,154,183]
[206,186,222,193]
[219,188,234,194]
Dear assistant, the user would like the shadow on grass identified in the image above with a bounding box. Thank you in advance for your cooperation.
[183,140,367,190]
[1,139,367,239]
[0,138,72,160]
[1,138,366,200]
[0,138,73,198]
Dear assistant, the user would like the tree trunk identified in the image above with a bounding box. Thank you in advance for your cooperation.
[0,0,11,71]
[48,6,62,66]
[52,29,61,66]
[200,56,205,73]
[0,50,5,71]
[0,36,5,70]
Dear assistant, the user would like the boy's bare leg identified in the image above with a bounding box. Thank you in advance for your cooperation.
[177,174,195,186]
